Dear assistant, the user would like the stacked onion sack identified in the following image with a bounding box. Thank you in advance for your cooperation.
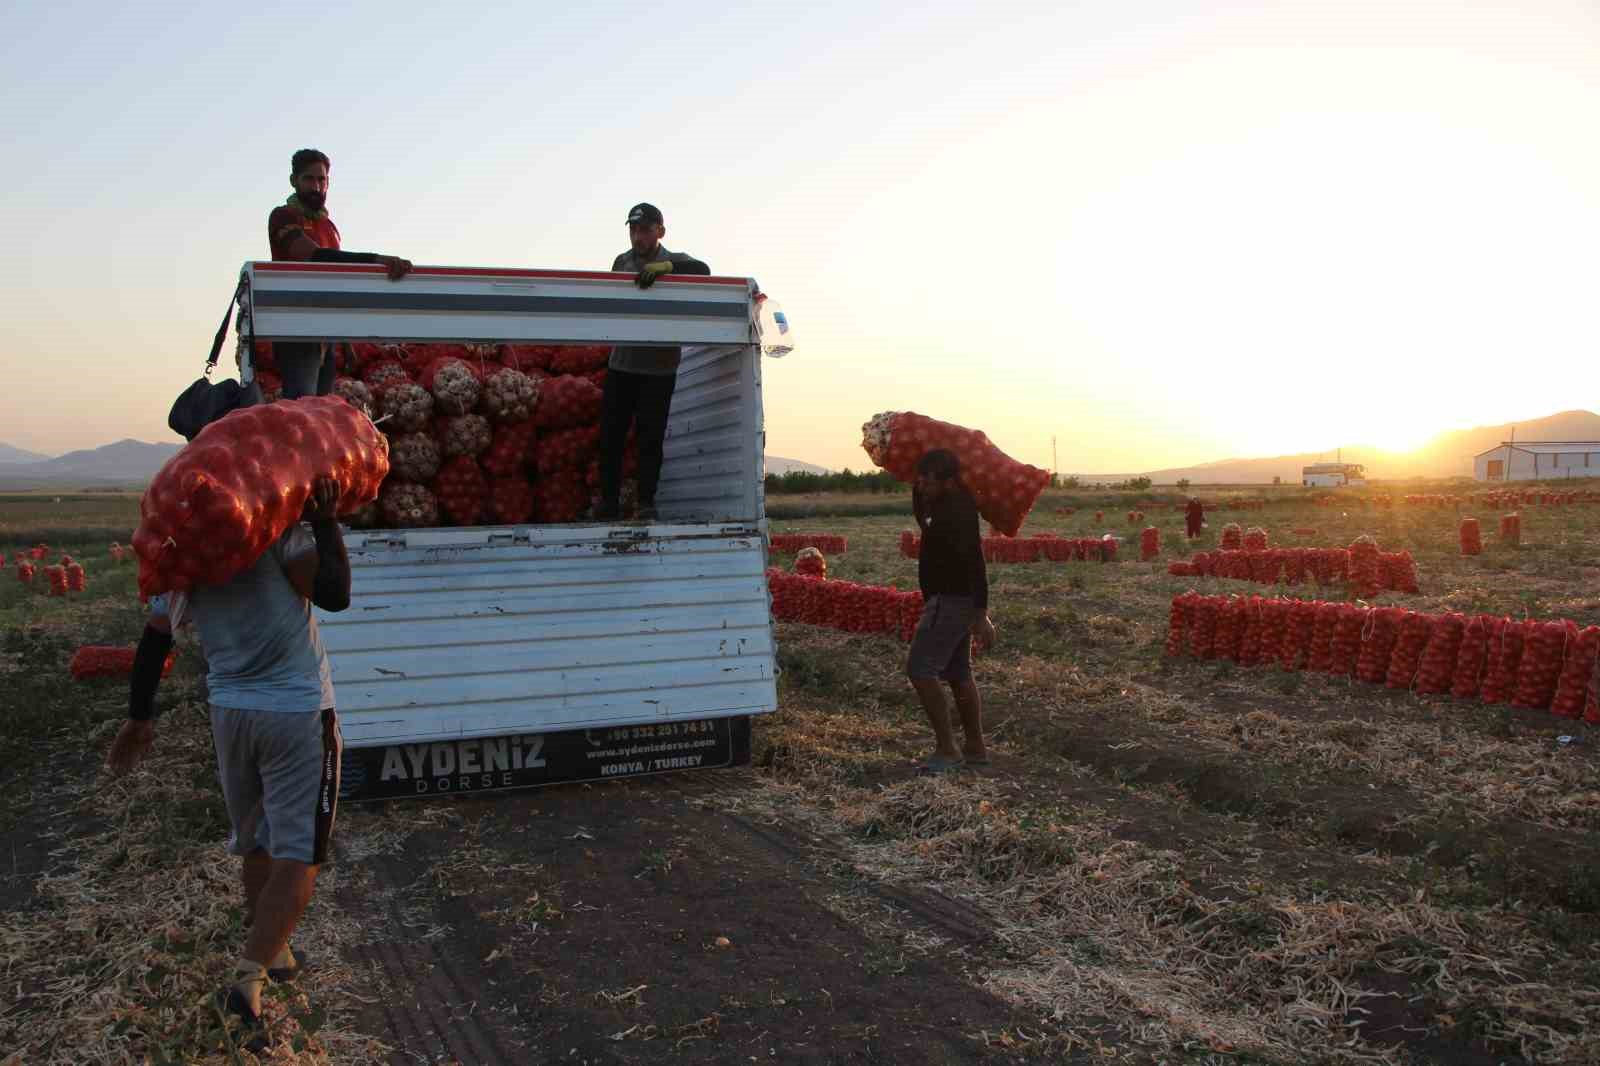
[335,343,636,529]
[861,412,1050,536]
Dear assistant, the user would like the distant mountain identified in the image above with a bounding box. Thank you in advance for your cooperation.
[0,439,181,488]
[1074,410,1600,485]
[0,443,50,464]
[765,455,831,476]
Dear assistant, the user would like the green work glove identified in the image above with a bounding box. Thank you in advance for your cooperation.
[636,260,673,289]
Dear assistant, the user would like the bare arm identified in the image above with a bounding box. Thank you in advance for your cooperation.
[285,478,353,611]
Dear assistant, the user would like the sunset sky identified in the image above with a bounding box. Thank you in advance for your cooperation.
[3,1,1597,474]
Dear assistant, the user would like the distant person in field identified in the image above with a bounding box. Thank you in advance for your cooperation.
[107,477,352,1053]
[595,202,711,522]
[908,449,996,773]
[1185,497,1205,539]
[264,148,413,399]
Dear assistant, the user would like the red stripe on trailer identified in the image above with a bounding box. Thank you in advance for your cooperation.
[248,262,753,286]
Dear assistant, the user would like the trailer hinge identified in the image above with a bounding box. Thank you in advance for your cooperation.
[361,533,409,550]
[487,530,533,547]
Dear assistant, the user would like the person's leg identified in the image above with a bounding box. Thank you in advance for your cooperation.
[911,677,961,761]
[242,849,271,923]
[243,858,320,970]
[906,597,965,764]
[633,372,678,509]
[276,342,325,400]
[314,343,336,397]
[950,677,986,762]
[597,370,637,514]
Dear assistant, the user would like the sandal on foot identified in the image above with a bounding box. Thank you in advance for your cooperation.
[214,986,270,1054]
[268,948,309,983]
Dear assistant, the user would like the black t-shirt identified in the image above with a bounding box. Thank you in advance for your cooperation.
[915,488,988,611]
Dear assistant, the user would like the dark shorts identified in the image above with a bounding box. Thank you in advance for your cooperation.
[211,706,342,865]
[907,594,977,683]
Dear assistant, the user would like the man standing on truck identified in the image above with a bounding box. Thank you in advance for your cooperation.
[595,203,711,521]
[907,449,997,773]
[265,148,413,399]
[107,477,352,1053]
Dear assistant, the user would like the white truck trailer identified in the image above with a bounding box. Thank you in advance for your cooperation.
[239,261,781,801]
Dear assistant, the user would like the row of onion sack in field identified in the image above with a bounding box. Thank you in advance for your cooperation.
[766,567,924,641]
[1165,593,1600,720]
[254,340,643,532]
[11,547,95,593]
[768,534,848,555]
[1168,536,1420,596]
[899,531,1120,563]
[1316,490,1599,510]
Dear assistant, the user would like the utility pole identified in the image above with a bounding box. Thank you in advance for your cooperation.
[1052,436,1058,477]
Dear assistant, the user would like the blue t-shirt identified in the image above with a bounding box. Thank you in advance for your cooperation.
[186,526,335,712]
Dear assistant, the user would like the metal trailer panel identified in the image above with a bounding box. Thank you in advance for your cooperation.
[244,263,757,346]
[318,524,778,749]
[657,343,765,523]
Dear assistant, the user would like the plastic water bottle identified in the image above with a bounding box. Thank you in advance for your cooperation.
[757,296,795,358]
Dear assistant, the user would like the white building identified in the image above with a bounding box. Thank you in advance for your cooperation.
[1472,442,1600,482]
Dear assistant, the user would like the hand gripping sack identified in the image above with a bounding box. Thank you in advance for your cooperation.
[861,412,1049,537]
[133,396,389,598]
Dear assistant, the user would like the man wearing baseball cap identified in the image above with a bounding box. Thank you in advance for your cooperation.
[596,203,711,521]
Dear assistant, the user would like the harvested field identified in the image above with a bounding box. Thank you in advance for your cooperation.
[2,485,1598,1064]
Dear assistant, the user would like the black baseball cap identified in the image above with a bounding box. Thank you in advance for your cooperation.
[626,203,664,226]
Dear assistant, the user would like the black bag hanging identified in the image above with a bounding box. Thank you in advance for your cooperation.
[168,277,251,441]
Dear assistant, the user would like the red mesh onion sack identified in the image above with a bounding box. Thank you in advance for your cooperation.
[1355,607,1403,684]
[1499,513,1521,547]
[1256,598,1288,666]
[1548,623,1596,719]
[861,412,1049,537]
[1511,620,1565,711]
[1479,618,1522,704]
[65,563,86,592]
[486,477,535,525]
[482,422,538,479]
[1237,596,1265,666]
[795,547,828,579]
[70,645,178,680]
[134,396,389,597]
[1384,611,1432,690]
[1165,594,1190,656]
[1280,599,1317,671]
[1450,615,1491,700]
[1187,595,1220,659]
[548,345,612,374]
[1348,535,1382,599]
[1459,517,1483,556]
[1140,527,1160,561]
[431,456,488,526]
[535,469,588,523]
[1213,596,1246,661]
[1242,527,1268,551]
[535,426,601,476]
[1414,613,1464,696]
[498,344,555,374]
[1306,602,1340,672]
[1219,523,1243,551]
[534,375,603,430]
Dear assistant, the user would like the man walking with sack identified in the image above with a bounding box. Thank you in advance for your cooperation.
[595,203,711,521]
[265,148,413,398]
[108,477,353,1053]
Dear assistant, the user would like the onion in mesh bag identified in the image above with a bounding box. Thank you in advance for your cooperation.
[379,382,434,432]
[389,432,443,482]
[483,367,540,423]
[427,358,483,416]
[437,414,492,458]
[333,378,375,419]
[379,481,438,528]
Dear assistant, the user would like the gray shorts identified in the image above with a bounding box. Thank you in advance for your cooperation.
[907,594,977,683]
[211,705,342,865]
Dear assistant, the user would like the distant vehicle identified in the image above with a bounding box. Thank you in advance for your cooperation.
[1302,462,1366,487]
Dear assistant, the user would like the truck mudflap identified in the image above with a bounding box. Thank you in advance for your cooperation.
[338,715,752,801]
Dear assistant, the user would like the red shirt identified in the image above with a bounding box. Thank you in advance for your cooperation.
[268,201,341,260]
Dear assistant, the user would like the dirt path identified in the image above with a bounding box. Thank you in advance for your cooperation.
[332,771,1099,1066]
